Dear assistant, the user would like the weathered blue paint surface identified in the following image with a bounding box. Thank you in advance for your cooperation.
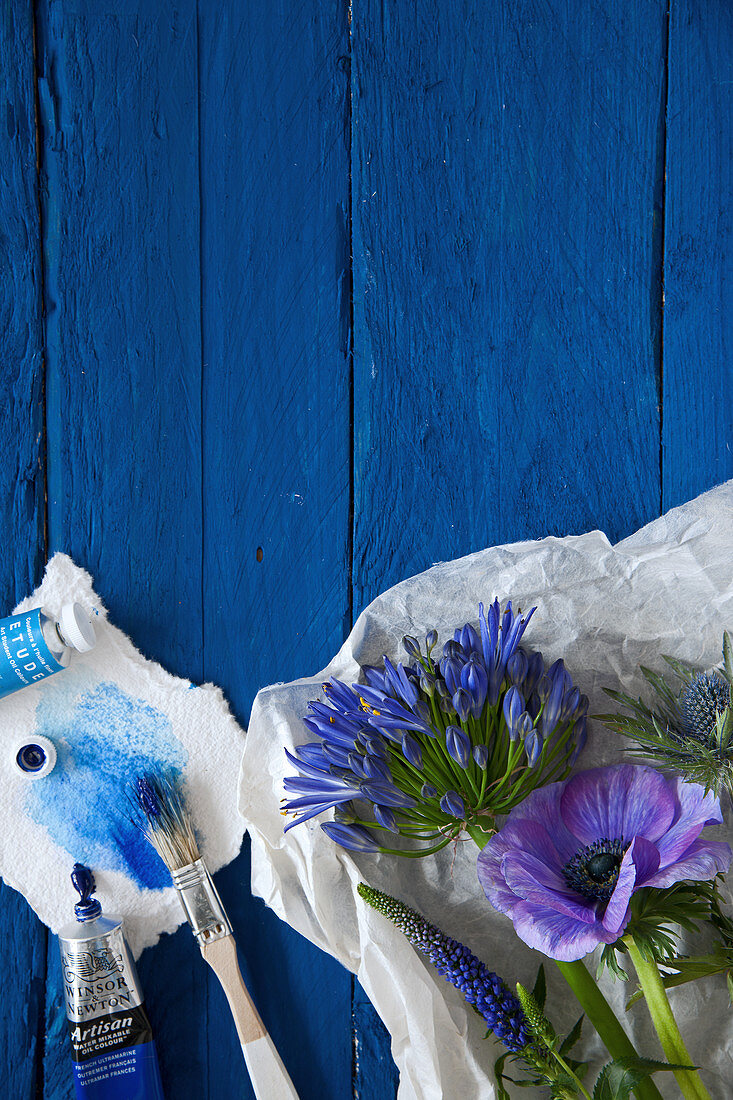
[1,0,731,1097]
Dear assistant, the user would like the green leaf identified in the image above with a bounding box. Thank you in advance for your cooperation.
[592,1057,690,1100]
[727,970,733,1007]
[532,963,547,1011]
[493,1053,512,1100]
[722,631,732,685]
[559,1015,584,1056]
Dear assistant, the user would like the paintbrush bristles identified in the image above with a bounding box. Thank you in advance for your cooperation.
[134,773,201,871]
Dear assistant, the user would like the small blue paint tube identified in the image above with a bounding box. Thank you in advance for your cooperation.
[0,603,95,700]
[59,865,165,1100]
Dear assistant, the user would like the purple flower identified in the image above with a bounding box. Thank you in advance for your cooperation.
[477,764,732,962]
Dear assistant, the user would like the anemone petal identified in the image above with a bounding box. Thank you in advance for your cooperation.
[560,765,675,845]
[643,837,732,889]
[510,901,616,962]
[501,851,596,924]
[655,778,724,867]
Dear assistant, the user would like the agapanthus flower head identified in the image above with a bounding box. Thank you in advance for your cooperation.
[477,763,732,962]
[601,631,733,797]
[357,882,533,1052]
[283,600,590,855]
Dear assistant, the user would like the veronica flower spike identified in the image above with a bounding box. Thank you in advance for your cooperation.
[356,883,604,1097]
[283,600,590,855]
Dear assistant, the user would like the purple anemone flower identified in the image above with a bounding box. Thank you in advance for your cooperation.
[477,763,732,962]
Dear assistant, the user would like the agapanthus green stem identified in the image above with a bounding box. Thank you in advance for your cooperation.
[554,959,661,1100]
[625,937,710,1100]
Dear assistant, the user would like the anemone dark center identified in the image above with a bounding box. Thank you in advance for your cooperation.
[563,837,629,902]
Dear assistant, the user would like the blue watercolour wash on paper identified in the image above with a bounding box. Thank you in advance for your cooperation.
[25,682,187,889]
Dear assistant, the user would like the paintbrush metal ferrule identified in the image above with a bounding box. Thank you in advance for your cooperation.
[171,858,232,946]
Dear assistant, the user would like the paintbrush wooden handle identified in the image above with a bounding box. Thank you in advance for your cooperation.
[201,934,300,1099]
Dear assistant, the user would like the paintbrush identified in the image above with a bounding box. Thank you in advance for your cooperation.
[133,773,300,1100]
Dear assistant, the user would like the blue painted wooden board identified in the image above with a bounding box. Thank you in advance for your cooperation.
[0,0,731,1097]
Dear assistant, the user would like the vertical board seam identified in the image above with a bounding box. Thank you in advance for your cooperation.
[346,2,358,1097]
[196,0,206,682]
[194,4,210,1096]
[658,0,671,514]
[31,0,48,556]
[347,0,356,639]
[30,0,50,1092]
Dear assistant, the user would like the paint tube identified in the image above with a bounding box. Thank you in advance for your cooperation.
[0,603,95,700]
[59,865,165,1100]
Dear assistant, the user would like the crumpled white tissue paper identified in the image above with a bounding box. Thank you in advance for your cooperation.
[0,553,246,957]
[241,481,733,1100]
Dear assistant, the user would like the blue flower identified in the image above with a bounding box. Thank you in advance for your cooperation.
[357,883,533,1052]
[283,603,589,855]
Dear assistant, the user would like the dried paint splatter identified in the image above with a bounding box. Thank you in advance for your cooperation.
[25,682,187,889]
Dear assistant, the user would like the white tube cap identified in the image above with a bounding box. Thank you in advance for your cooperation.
[58,603,96,653]
[13,735,57,779]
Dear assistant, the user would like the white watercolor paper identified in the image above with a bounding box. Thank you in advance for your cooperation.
[0,553,246,957]
[241,481,733,1099]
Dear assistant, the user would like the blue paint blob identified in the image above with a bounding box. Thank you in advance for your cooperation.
[25,682,187,889]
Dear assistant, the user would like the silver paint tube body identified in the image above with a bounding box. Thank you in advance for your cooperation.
[59,913,165,1100]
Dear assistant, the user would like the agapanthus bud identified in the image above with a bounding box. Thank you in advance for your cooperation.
[453,688,472,722]
[524,729,543,766]
[440,791,466,819]
[402,635,421,659]
[401,732,423,769]
[473,744,489,769]
[434,678,451,700]
[503,685,524,734]
[559,686,581,723]
[419,671,436,698]
[333,802,356,824]
[441,655,462,696]
[321,822,380,852]
[421,782,438,799]
[425,629,438,653]
[517,712,534,739]
[540,673,564,736]
[455,623,480,654]
[524,652,544,697]
[446,725,471,768]
[536,675,551,704]
[348,752,368,779]
[462,654,488,716]
[361,782,417,809]
[373,804,399,832]
[506,649,528,686]
[569,716,587,766]
[363,755,392,783]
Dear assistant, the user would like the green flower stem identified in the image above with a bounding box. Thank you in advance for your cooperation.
[469,832,662,1100]
[549,1047,593,1100]
[555,959,662,1100]
[625,937,710,1100]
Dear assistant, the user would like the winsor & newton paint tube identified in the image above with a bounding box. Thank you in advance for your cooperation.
[0,602,95,700]
[59,864,165,1100]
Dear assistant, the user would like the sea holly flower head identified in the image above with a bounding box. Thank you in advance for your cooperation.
[477,763,732,962]
[600,631,733,797]
[283,599,590,855]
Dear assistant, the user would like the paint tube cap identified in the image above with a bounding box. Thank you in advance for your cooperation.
[58,603,96,653]
[13,735,57,779]
[71,863,102,922]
